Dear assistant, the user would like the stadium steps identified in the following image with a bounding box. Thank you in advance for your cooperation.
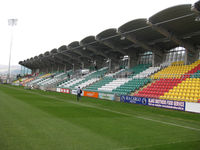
[59,67,108,89]
[112,78,151,96]
[151,60,200,79]
[38,71,73,87]
[70,68,108,89]
[105,68,126,77]
[128,64,151,77]
[27,73,53,85]
[135,60,200,100]
[98,78,131,93]
[84,77,114,92]
[160,78,200,103]
[160,61,200,103]
[95,64,151,94]
[133,67,161,78]
[131,80,156,96]
[134,78,183,99]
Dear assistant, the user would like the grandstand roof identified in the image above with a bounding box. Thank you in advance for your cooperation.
[19,2,200,69]
[149,4,200,45]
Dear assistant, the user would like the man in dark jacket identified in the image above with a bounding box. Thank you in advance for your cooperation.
[77,87,82,101]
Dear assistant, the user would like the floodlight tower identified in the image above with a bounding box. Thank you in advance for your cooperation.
[7,19,17,83]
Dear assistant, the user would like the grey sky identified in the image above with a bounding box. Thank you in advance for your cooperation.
[0,0,197,66]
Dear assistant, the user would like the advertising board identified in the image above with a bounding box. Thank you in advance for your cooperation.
[120,96,185,111]
[185,102,200,113]
[71,89,84,96]
[99,93,115,100]
[71,89,77,95]
[84,91,98,98]
[56,88,60,92]
[148,98,185,111]
[60,88,70,94]
[120,95,148,105]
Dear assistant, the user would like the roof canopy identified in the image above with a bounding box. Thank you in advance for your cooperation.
[20,2,200,69]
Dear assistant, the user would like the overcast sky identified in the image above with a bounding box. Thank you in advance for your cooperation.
[0,0,197,66]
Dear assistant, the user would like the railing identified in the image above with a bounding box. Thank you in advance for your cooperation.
[151,73,199,80]
[159,97,199,103]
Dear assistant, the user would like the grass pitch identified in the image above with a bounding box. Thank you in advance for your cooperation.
[0,84,200,150]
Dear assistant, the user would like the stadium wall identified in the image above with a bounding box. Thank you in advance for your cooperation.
[185,102,200,113]
[56,88,200,114]
[119,95,200,114]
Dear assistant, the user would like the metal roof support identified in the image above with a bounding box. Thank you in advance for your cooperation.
[61,52,82,63]
[38,60,56,72]
[84,45,107,58]
[123,34,163,58]
[51,65,54,72]
[128,55,138,69]
[41,59,56,67]
[70,49,93,60]
[35,60,47,68]
[64,64,67,72]
[198,48,200,59]
[47,57,66,66]
[85,45,119,63]
[54,55,72,66]
[81,62,84,69]
[31,63,40,69]
[147,21,196,54]
[96,38,126,56]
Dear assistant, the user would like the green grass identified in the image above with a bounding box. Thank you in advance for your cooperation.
[0,84,200,150]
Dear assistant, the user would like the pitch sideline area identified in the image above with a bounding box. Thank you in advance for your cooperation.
[0,85,200,150]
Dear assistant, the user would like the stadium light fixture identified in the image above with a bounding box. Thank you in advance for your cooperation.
[120,36,126,40]
[195,16,200,21]
[191,1,200,12]
[7,19,18,83]
[191,1,200,22]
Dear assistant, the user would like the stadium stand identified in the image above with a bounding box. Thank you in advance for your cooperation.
[26,73,53,86]
[91,64,151,94]
[135,78,182,99]
[112,78,151,95]
[151,60,199,79]
[58,67,108,89]
[133,66,160,78]
[98,78,130,92]
[36,71,72,87]
[84,77,114,92]
[160,78,200,102]
[135,60,200,102]
[17,1,200,106]
[128,64,151,77]
[105,69,125,77]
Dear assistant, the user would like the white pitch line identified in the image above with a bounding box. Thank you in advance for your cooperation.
[5,85,200,132]
[136,116,200,131]
[116,139,200,150]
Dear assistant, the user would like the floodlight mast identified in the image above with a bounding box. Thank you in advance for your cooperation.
[7,19,17,83]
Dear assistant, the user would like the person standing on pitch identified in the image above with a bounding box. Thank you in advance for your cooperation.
[77,87,82,101]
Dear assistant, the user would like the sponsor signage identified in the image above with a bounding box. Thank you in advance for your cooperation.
[60,88,70,94]
[185,102,200,113]
[71,89,77,95]
[120,95,185,111]
[99,93,115,101]
[56,88,61,92]
[120,95,148,105]
[148,99,185,111]
[71,89,84,96]
[84,91,98,98]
